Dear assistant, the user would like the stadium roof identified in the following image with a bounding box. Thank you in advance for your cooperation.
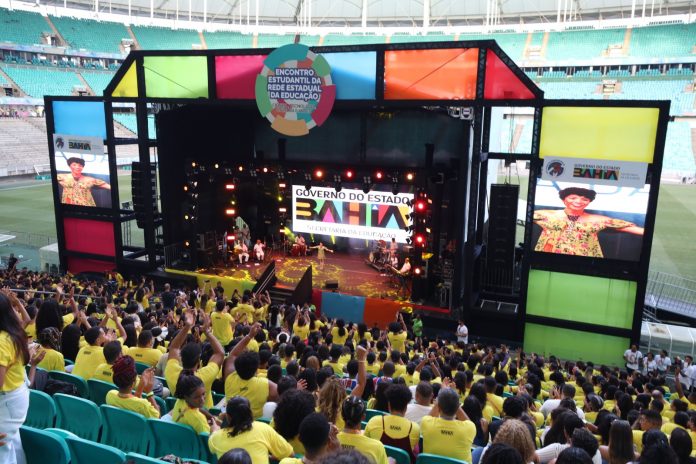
[39,0,696,27]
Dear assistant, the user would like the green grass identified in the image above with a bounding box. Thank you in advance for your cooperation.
[2,174,696,280]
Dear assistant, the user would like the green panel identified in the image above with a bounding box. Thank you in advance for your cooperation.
[524,323,628,366]
[255,75,272,115]
[312,54,331,77]
[143,56,208,99]
[264,43,308,69]
[527,269,636,329]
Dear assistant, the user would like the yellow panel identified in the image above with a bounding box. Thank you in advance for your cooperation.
[539,106,659,163]
[111,62,138,98]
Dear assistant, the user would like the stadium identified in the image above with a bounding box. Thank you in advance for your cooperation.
[0,0,696,463]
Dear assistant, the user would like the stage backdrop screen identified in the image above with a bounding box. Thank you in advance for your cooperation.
[53,134,112,208]
[292,185,413,243]
[532,179,649,261]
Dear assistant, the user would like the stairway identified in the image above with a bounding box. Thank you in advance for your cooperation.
[43,15,67,47]
[198,31,208,49]
[268,284,294,306]
[691,128,696,167]
[76,73,94,95]
[0,67,22,96]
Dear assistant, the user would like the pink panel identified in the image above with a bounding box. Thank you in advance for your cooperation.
[215,55,267,99]
[64,218,115,256]
[484,49,536,100]
[67,257,115,274]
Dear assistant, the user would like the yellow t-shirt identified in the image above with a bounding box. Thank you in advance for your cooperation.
[279,458,303,464]
[171,398,210,434]
[331,327,349,345]
[337,431,389,464]
[0,331,25,391]
[25,322,36,341]
[366,363,381,376]
[292,322,310,341]
[225,372,270,419]
[105,390,159,418]
[72,345,106,380]
[401,372,420,386]
[127,346,163,367]
[165,359,220,409]
[232,304,256,323]
[364,414,420,450]
[62,313,75,326]
[92,363,116,384]
[633,430,644,453]
[323,360,344,376]
[421,416,476,463]
[661,422,685,436]
[37,348,65,372]
[211,312,234,345]
[208,422,293,464]
[387,331,407,352]
[487,392,504,416]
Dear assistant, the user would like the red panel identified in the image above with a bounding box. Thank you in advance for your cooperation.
[311,289,323,315]
[484,49,536,100]
[384,48,478,100]
[67,257,115,274]
[215,55,267,99]
[63,218,115,256]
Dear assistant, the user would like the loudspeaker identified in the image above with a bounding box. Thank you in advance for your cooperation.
[487,184,519,287]
[325,280,339,290]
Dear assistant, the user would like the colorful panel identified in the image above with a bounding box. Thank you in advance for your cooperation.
[323,52,376,100]
[111,61,138,98]
[320,292,365,323]
[63,218,115,256]
[484,49,535,100]
[363,298,401,329]
[216,54,267,99]
[66,257,115,274]
[524,323,628,366]
[53,101,106,139]
[144,56,208,99]
[384,48,478,100]
[539,107,659,163]
[526,270,636,329]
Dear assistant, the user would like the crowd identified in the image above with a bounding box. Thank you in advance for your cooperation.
[1,267,696,464]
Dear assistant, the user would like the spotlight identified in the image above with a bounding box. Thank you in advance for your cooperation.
[375,171,383,180]
[184,240,190,247]
[414,234,425,246]
[345,170,354,179]
[183,185,188,192]
[225,208,236,216]
[279,207,287,213]
[406,172,415,181]
[191,162,196,168]
[314,169,324,179]
[415,199,426,212]
[413,267,422,276]
[263,167,269,173]
[184,214,190,220]
[214,163,219,169]
[279,182,287,189]
[238,166,243,172]
[225,184,235,190]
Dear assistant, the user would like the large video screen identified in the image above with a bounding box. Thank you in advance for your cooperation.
[532,180,649,261]
[53,134,112,208]
[292,185,413,243]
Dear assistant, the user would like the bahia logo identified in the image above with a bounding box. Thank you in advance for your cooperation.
[546,160,565,177]
[55,137,65,149]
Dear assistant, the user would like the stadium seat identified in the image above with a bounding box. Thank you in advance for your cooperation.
[20,425,71,464]
[365,409,388,421]
[100,404,151,455]
[165,396,177,412]
[54,392,103,441]
[65,435,127,464]
[199,431,218,463]
[146,418,201,459]
[135,361,151,374]
[416,453,468,464]
[26,389,56,429]
[256,416,272,424]
[385,444,411,464]
[126,452,163,463]
[49,370,90,398]
[88,378,118,405]
[44,428,78,439]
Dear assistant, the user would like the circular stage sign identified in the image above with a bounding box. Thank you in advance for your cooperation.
[255,43,336,137]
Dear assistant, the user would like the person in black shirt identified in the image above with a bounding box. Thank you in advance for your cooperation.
[161,283,176,310]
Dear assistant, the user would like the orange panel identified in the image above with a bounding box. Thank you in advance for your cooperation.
[363,298,401,329]
[384,48,478,100]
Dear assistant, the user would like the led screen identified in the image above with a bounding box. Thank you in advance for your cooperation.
[532,179,649,261]
[53,134,112,208]
[292,185,413,243]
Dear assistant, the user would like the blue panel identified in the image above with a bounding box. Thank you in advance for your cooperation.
[53,101,107,139]
[323,52,376,100]
[321,292,366,324]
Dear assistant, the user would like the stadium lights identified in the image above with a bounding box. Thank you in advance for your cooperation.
[183,185,188,192]
[263,167,269,173]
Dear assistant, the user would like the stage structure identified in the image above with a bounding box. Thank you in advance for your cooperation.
[44,40,669,357]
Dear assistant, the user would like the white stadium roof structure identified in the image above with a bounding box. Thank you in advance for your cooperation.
[14,0,696,31]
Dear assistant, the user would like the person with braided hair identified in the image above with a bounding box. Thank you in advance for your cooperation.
[336,395,389,464]
[208,396,293,464]
[105,355,160,418]
[172,371,220,434]
[36,326,65,372]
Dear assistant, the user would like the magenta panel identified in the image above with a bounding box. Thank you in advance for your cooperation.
[215,54,267,99]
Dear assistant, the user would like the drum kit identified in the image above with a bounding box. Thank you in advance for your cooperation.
[368,239,390,267]
[290,243,307,256]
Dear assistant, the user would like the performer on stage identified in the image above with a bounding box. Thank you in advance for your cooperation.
[398,257,411,275]
[236,240,249,264]
[389,252,399,268]
[389,237,398,257]
[295,234,307,256]
[310,242,334,270]
[253,239,265,262]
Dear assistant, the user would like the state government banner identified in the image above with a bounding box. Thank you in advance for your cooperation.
[542,156,648,188]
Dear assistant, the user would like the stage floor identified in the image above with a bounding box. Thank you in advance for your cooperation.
[203,252,407,300]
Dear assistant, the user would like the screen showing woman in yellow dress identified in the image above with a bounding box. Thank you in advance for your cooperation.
[532,182,647,261]
[56,156,112,208]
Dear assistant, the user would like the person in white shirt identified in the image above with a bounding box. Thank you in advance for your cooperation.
[535,425,601,464]
[236,241,249,264]
[253,240,265,262]
[655,349,672,374]
[623,345,643,373]
[456,321,468,344]
[642,352,657,376]
[539,384,585,421]
[398,257,411,275]
[405,382,433,425]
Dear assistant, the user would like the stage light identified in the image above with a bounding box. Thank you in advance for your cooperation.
[214,163,219,169]
[263,167,269,173]
[184,240,190,247]
[314,169,324,179]
[238,166,243,172]
[226,235,235,241]
[406,172,414,181]
[230,200,236,205]
[345,170,354,179]
[414,234,426,246]
[193,181,198,188]
[277,195,283,202]
[415,199,426,212]
[279,207,287,213]
[225,184,236,190]
[426,227,432,234]
[375,171,383,180]
[413,267,422,276]
[279,182,287,189]
[191,162,196,167]
[184,214,190,220]
[183,185,188,192]
[225,208,236,216]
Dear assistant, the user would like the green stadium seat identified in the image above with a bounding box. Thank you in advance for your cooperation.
[65,435,127,464]
[199,431,218,463]
[165,396,177,412]
[26,389,56,429]
[146,418,201,459]
[155,376,168,389]
[48,370,89,398]
[256,416,272,424]
[135,361,151,374]
[365,409,388,421]
[100,404,150,455]
[204,31,254,49]
[416,453,468,464]
[50,15,127,53]
[0,64,84,98]
[131,25,201,50]
[20,425,71,464]
[126,452,163,463]
[0,8,52,46]
[54,392,103,441]
[88,378,118,405]
[44,428,78,439]
[385,444,411,464]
